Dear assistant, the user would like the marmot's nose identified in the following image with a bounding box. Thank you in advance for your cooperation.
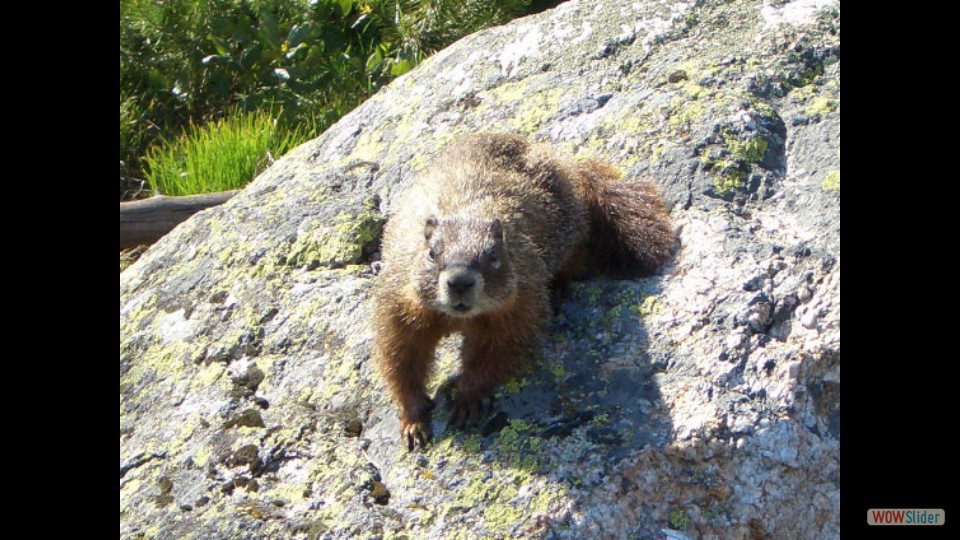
[447,273,476,295]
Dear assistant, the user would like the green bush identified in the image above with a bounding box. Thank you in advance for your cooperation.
[120,0,546,192]
[121,0,365,178]
[144,110,309,196]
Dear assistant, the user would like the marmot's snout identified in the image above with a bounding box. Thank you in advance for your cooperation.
[446,270,476,295]
[438,267,484,315]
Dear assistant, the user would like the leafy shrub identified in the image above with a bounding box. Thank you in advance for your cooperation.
[120,93,150,175]
[121,0,551,192]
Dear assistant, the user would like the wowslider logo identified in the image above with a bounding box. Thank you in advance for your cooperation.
[867,509,945,526]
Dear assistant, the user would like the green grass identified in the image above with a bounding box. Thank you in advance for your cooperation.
[144,110,309,196]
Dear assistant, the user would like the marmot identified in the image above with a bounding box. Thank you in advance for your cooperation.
[372,133,674,450]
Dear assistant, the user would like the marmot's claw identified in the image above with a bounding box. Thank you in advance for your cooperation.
[448,399,473,428]
[402,420,431,451]
[449,395,492,428]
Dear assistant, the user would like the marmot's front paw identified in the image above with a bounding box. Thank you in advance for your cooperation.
[401,419,431,451]
[401,397,434,451]
[449,393,493,428]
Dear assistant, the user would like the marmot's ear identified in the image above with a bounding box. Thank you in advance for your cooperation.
[424,216,438,241]
[489,219,503,242]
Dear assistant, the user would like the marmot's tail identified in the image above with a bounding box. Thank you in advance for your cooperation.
[573,159,675,277]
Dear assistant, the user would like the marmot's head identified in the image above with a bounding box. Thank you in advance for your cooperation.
[413,215,516,318]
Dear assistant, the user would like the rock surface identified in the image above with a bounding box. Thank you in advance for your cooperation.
[120,0,840,538]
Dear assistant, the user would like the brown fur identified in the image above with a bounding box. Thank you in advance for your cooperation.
[371,133,674,449]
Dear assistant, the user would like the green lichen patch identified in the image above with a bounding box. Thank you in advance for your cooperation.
[501,376,530,395]
[549,362,567,379]
[670,508,692,530]
[472,80,566,135]
[120,292,160,335]
[429,420,563,535]
[121,339,195,390]
[444,462,568,536]
[794,61,825,88]
[317,348,365,403]
[680,80,708,100]
[286,207,384,270]
[454,472,517,508]
[806,97,839,117]
[725,134,768,164]
[821,169,840,192]
[650,143,667,164]
[483,503,524,531]
[713,172,743,197]
[600,301,629,334]
[463,434,484,454]
[788,82,819,103]
[511,88,566,134]
[494,419,541,472]
[635,295,662,319]
[346,127,388,164]
[660,60,728,133]
[582,284,604,307]
[699,129,771,198]
[483,79,530,103]
[666,96,709,130]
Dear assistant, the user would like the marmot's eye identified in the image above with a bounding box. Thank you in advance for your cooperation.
[427,248,437,261]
